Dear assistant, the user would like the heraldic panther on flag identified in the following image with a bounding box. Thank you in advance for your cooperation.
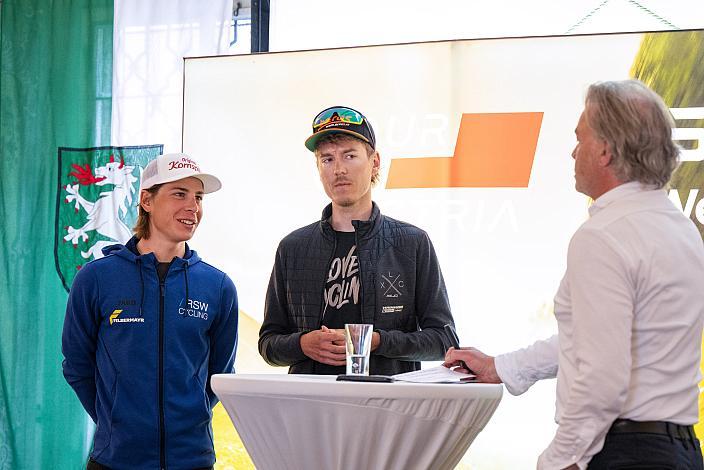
[55,145,163,292]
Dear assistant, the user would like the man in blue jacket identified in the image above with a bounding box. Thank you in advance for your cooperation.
[62,153,238,470]
[258,106,455,376]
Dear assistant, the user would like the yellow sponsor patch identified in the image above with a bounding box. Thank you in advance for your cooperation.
[109,309,123,325]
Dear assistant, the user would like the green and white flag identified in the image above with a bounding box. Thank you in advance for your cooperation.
[55,146,162,291]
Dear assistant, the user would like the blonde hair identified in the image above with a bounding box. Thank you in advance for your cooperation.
[133,184,162,240]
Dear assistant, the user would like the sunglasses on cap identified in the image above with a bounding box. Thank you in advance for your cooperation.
[313,107,365,129]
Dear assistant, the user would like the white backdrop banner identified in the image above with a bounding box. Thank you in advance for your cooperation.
[182,30,704,468]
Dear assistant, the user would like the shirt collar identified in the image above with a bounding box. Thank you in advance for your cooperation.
[588,181,658,217]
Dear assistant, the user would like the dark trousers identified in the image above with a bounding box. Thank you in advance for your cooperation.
[88,457,214,470]
[588,423,703,470]
[86,458,109,470]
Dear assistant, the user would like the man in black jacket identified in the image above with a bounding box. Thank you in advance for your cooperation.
[258,106,456,375]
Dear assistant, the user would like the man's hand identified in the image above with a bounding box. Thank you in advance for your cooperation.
[328,328,381,351]
[370,331,380,351]
[300,326,346,365]
[443,347,502,383]
[328,328,346,346]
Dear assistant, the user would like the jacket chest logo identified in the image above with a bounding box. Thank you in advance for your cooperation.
[109,309,144,325]
[178,298,210,320]
[380,271,405,298]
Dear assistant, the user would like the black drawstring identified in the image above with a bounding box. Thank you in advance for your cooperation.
[183,261,189,318]
[137,258,144,316]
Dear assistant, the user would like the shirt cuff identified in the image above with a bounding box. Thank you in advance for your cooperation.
[538,441,588,470]
[494,352,534,396]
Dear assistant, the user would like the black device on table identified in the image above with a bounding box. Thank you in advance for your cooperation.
[337,374,395,383]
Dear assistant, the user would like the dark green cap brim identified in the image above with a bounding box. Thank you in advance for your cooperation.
[304,128,373,152]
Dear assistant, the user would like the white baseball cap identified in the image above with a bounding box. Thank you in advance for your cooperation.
[140,153,222,194]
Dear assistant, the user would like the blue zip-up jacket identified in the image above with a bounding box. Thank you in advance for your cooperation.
[61,237,238,469]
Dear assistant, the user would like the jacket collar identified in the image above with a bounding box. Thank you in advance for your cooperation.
[319,201,383,241]
[103,236,199,269]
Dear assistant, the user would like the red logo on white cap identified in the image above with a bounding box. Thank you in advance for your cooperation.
[168,156,200,172]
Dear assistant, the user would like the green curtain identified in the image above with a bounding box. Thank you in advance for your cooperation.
[0,1,113,469]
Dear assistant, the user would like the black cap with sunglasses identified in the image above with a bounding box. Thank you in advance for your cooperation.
[304,106,376,152]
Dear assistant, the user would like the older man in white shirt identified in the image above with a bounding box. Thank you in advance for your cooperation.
[445,80,704,469]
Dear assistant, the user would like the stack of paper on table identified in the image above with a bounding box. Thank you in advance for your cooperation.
[392,366,476,383]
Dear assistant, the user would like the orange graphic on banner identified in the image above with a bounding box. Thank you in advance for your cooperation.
[386,112,543,188]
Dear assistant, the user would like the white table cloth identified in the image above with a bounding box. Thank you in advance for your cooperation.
[212,374,502,470]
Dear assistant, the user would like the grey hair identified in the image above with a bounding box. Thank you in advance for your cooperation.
[585,79,679,188]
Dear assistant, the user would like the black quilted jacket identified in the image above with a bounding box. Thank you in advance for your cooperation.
[258,202,456,375]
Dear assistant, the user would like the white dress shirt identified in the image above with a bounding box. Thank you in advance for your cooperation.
[495,182,704,469]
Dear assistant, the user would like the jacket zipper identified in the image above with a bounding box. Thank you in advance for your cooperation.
[319,235,337,326]
[354,226,365,322]
[159,280,166,470]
